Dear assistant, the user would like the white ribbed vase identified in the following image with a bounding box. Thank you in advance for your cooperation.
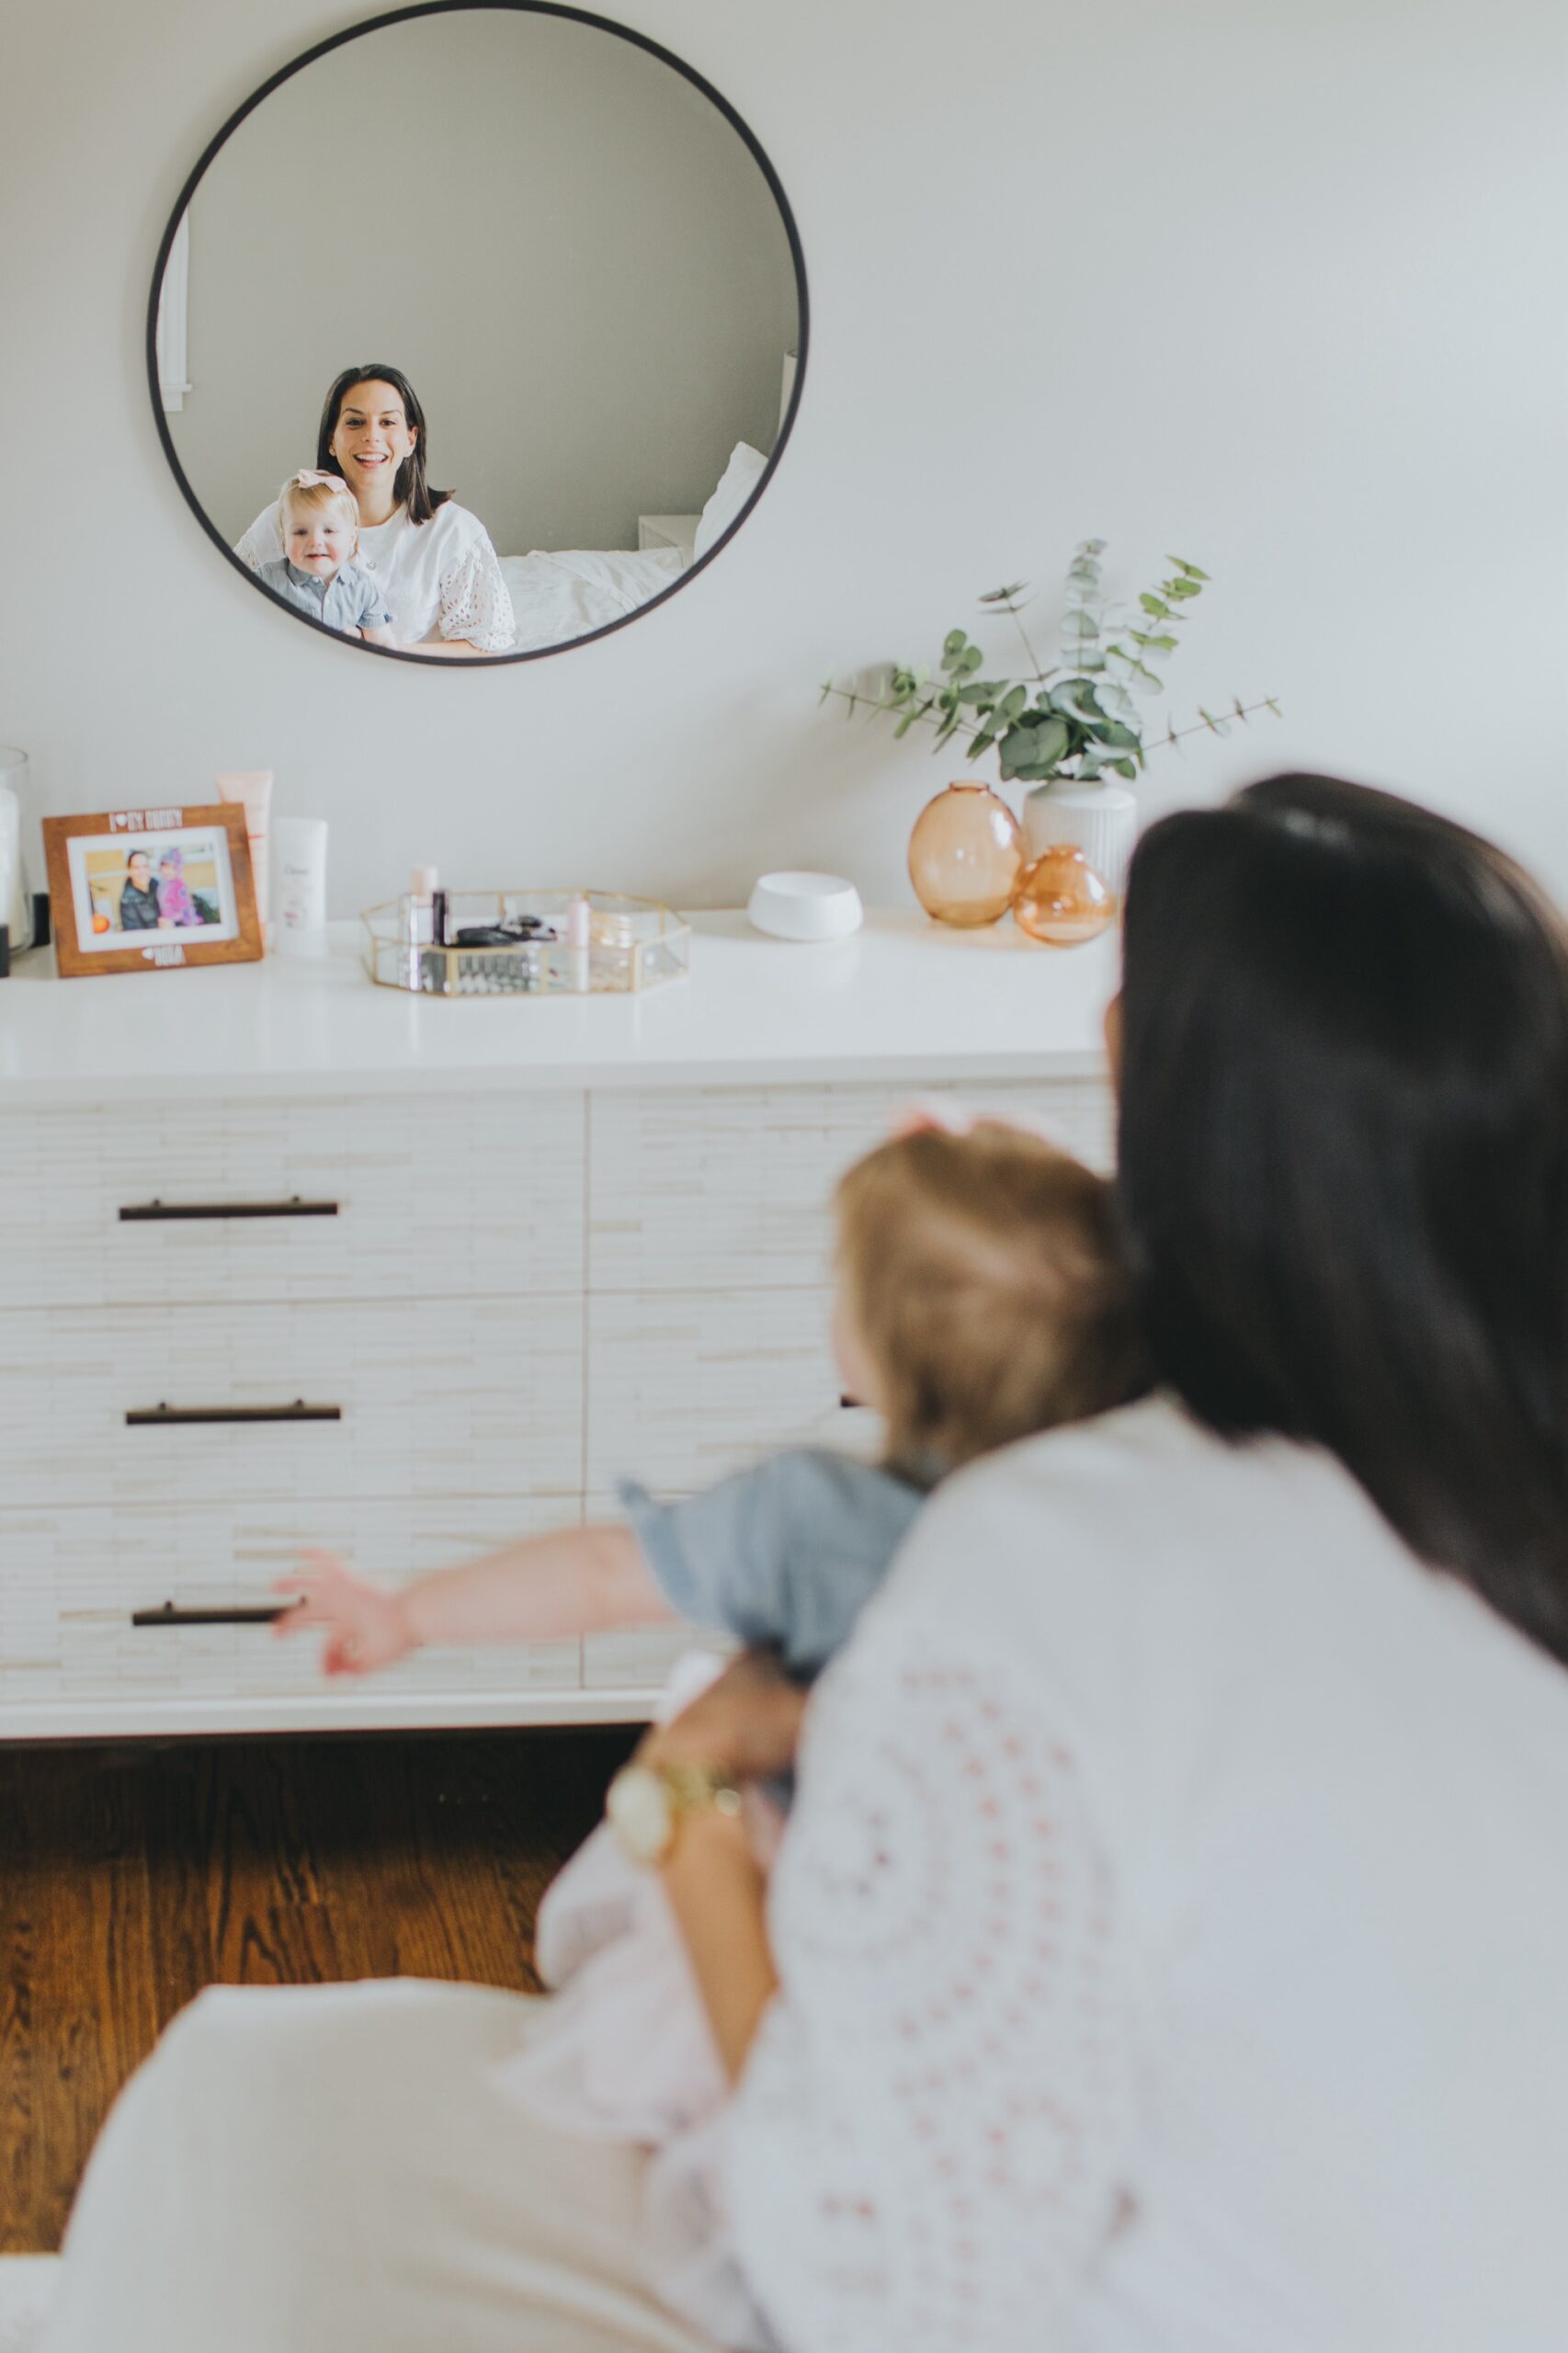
[1022,782,1137,900]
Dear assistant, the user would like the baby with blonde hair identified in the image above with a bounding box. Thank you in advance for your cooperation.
[280,1118,1145,2343]
[281,1120,1142,1689]
[835,1118,1145,1475]
[253,470,397,643]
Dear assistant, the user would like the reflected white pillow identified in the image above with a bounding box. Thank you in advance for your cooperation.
[692,441,768,561]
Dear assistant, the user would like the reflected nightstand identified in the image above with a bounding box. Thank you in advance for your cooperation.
[637,514,700,564]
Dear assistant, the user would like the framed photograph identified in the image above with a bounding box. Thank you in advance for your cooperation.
[42,804,263,978]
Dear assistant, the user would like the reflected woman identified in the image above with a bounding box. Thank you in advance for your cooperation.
[234,365,516,657]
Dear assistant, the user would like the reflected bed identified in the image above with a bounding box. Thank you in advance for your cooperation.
[499,546,686,653]
[497,437,767,653]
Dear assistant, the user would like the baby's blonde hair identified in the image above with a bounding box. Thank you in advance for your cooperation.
[835,1121,1147,1482]
[278,472,358,542]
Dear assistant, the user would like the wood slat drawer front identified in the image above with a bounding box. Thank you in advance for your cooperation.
[0,1495,582,1705]
[587,1076,1114,1291]
[0,1091,585,1307]
[0,1296,582,1507]
[583,1627,730,1690]
[585,1288,877,1496]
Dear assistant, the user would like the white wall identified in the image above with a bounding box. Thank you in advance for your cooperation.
[2,0,1563,921]
[166,8,799,553]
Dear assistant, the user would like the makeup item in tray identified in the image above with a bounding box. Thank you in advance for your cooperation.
[564,893,591,991]
[406,863,437,989]
[588,904,638,984]
[454,955,542,995]
[451,915,557,948]
[360,891,690,998]
[425,915,556,994]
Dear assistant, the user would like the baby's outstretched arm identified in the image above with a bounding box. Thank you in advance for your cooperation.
[273,1522,674,1677]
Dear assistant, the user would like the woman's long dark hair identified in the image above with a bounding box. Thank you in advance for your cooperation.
[1118,772,1568,1661]
[315,364,448,526]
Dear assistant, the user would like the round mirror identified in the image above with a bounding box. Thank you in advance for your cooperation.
[148,3,806,665]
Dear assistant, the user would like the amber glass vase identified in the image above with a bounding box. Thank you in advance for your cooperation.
[1011,844,1119,946]
[907,783,1025,927]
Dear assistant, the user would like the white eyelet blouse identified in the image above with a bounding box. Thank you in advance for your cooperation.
[724,1395,1568,2353]
[234,500,516,654]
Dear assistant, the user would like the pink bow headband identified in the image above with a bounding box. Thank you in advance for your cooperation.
[292,469,349,493]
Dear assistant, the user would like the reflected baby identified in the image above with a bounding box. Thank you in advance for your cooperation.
[255,471,397,644]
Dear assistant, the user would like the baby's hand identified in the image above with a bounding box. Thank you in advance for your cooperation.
[272,1549,415,1677]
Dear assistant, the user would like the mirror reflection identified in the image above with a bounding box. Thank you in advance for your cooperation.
[153,6,803,661]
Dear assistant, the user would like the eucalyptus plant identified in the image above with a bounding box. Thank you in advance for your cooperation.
[823,540,1278,789]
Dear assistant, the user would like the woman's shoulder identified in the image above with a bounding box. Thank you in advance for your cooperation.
[422,498,495,551]
[843,1398,1430,1870]
[883,1393,1404,1668]
[906,1394,1265,1559]
[928,1391,1363,1537]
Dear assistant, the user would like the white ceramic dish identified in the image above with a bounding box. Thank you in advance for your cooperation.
[746,870,864,942]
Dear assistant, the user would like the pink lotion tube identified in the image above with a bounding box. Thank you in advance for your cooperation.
[215,771,274,946]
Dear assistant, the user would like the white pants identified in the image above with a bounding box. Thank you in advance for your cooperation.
[41,1980,723,2353]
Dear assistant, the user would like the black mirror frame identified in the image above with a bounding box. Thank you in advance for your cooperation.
[146,0,809,667]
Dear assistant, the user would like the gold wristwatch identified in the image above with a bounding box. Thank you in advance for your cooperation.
[606,1759,744,1865]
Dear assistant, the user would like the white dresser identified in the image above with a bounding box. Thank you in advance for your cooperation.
[0,912,1116,1739]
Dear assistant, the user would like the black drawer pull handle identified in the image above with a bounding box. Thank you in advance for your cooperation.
[125,1400,343,1427]
[119,1197,339,1222]
[839,1392,862,1410]
[132,1601,291,1628]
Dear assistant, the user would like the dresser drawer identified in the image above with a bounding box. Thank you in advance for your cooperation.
[0,1495,584,1705]
[585,1287,877,1495]
[0,1295,582,1507]
[583,1625,731,1690]
[587,1076,1114,1291]
[0,1091,585,1307]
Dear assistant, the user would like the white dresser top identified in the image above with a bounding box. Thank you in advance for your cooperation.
[0,911,1117,1100]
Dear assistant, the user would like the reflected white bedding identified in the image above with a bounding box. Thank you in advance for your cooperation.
[499,547,686,652]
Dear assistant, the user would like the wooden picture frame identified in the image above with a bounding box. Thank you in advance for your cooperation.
[42,804,264,979]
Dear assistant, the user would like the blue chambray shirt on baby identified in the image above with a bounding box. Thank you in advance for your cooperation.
[255,555,393,637]
[616,1448,926,1686]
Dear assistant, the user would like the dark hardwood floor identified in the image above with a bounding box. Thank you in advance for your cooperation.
[0,1727,636,2251]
